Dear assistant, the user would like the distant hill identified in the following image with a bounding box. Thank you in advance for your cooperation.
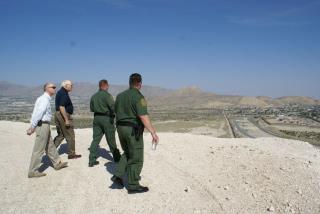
[275,96,319,106]
[0,81,319,108]
[0,81,31,96]
[0,81,172,98]
[66,82,172,98]
[149,87,320,108]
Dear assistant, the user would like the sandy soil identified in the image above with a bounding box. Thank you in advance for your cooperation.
[189,122,227,137]
[0,121,319,214]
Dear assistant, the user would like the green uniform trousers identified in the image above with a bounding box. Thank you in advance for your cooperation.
[115,126,144,190]
[89,115,120,164]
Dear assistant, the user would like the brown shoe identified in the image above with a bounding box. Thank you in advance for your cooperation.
[68,154,82,159]
[54,161,68,170]
[28,171,47,178]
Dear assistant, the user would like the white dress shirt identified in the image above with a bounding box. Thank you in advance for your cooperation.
[30,92,52,129]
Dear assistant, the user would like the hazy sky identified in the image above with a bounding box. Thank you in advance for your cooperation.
[0,0,319,98]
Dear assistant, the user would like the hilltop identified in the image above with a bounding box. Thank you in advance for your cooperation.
[0,121,319,213]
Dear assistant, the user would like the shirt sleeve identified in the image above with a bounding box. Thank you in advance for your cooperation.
[90,96,94,112]
[106,94,115,116]
[136,96,148,116]
[30,97,48,128]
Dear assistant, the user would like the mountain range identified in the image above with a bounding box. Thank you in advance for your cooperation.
[0,81,319,108]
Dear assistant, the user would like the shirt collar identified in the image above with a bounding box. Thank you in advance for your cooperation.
[129,87,140,92]
[44,92,51,100]
[61,87,68,94]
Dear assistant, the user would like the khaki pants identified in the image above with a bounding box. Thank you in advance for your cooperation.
[53,111,76,155]
[28,124,61,173]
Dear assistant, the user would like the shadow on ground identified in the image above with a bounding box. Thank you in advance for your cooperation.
[105,161,127,190]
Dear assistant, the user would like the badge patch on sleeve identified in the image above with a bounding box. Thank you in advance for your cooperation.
[140,98,147,107]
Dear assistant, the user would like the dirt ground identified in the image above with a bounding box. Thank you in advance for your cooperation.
[0,121,319,214]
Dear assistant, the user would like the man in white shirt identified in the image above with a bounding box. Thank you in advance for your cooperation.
[27,83,68,178]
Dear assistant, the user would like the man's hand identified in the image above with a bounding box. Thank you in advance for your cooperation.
[65,120,70,128]
[151,132,159,144]
[139,115,159,144]
[27,127,35,136]
[59,106,70,128]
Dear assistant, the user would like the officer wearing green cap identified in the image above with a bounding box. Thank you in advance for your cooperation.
[111,73,159,194]
[88,79,121,167]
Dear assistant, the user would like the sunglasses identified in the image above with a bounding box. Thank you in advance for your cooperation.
[48,86,56,89]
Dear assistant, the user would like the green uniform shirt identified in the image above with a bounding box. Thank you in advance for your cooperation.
[90,90,115,115]
[115,87,148,124]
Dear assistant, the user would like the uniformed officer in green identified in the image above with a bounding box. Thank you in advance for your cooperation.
[88,79,121,167]
[111,73,159,194]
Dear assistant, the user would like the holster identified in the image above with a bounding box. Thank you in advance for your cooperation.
[37,120,50,127]
[116,121,145,141]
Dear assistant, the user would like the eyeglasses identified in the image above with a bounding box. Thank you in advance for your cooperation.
[48,86,56,89]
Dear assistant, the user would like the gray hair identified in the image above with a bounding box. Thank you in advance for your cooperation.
[43,82,55,91]
[61,80,72,88]
[43,83,49,91]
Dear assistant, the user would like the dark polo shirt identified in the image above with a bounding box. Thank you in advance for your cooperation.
[55,87,74,114]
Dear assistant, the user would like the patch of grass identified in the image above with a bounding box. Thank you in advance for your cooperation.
[154,121,203,132]
[279,130,320,147]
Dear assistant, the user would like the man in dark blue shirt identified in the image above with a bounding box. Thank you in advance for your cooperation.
[55,86,73,114]
[54,80,81,159]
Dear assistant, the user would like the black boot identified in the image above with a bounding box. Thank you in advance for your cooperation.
[128,185,149,194]
[88,160,99,167]
[111,175,124,188]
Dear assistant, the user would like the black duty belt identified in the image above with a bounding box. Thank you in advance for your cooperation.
[37,120,50,127]
[116,121,145,141]
[116,121,138,127]
[94,112,113,117]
